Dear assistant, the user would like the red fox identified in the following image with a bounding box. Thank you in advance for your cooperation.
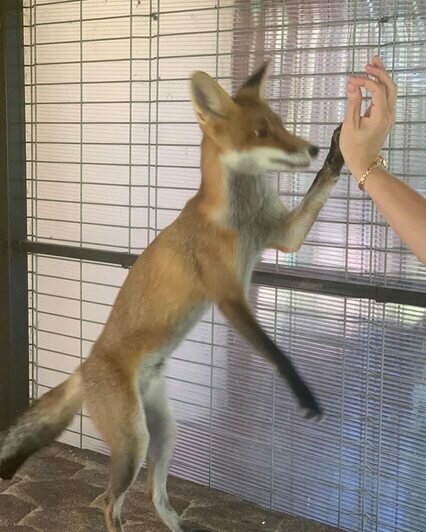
[0,63,344,532]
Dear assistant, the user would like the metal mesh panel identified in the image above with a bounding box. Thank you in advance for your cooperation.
[23,1,426,531]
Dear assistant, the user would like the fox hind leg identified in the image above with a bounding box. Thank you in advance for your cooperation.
[141,372,211,532]
[141,373,184,531]
[83,365,149,532]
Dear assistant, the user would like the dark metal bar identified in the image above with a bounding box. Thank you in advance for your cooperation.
[22,240,137,269]
[0,0,29,430]
[251,271,425,308]
[20,240,426,308]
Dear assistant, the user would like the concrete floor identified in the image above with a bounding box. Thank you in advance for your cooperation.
[0,442,340,531]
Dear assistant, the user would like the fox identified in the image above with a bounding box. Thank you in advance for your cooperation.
[0,63,344,532]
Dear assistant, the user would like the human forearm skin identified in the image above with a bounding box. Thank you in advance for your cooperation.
[352,166,426,265]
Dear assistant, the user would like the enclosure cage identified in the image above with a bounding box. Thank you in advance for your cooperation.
[1,0,426,531]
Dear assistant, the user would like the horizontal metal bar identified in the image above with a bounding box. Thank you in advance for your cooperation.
[27,42,417,66]
[23,10,416,31]
[251,271,425,307]
[24,232,413,257]
[23,68,426,87]
[32,179,150,188]
[21,240,426,308]
[28,216,148,230]
[26,13,150,28]
[28,35,150,47]
[30,140,426,153]
[28,211,389,229]
[23,240,136,268]
[33,57,148,66]
[24,119,426,128]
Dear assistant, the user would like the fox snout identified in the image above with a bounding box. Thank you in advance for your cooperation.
[308,145,319,157]
[265,129,320,171]
[267,140,319,171]
[222,141,319,175]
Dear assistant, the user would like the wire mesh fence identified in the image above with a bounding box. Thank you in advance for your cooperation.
[23,1,426,530]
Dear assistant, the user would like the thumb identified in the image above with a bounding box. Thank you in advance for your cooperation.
[344,82,362,127]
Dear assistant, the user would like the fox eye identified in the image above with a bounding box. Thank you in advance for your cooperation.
[254,128,268,138]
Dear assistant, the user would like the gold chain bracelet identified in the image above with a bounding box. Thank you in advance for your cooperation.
[358,155,387,191]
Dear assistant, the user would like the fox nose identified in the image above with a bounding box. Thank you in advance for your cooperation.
[308,145,319,158]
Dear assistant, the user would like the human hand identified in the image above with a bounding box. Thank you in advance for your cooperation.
[339,55,398,180]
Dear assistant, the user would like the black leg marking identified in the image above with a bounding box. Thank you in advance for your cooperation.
[325,123,344,172]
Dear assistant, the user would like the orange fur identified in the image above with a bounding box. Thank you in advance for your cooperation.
[1,63,344,532]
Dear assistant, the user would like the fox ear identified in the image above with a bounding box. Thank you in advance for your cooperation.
[237,62,270,100]
[190,72,236,124]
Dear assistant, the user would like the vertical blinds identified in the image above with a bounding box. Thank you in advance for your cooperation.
[23,1,425,531]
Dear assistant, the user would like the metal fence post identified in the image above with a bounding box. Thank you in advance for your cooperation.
[0,0,29,430]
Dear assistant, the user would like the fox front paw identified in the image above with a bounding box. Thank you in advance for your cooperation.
[325,123,344,175]
[298,391,324,422]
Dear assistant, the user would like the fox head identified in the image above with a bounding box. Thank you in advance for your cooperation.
[190,63,319,174]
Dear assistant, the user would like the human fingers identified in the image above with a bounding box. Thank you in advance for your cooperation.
[344,81,362,126]
[371,55,385,69]
[348,76,389,117]
[365,64,397,120]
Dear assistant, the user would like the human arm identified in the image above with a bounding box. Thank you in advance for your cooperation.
[339,55,426,265]
[355,166,426,264]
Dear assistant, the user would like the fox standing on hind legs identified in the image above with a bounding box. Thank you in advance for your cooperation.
[0,63,344,531]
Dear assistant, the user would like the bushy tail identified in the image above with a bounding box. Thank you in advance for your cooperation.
[0,370,83,479]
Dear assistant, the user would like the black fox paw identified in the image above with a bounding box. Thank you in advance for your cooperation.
[325,123,344,174]
[297,391,324,423]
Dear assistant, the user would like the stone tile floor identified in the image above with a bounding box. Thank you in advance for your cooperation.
[0,442,340,531]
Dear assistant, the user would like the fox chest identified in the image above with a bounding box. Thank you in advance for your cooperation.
[227,174,280,287]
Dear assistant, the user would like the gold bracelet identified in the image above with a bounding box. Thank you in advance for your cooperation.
[358,155,386,191]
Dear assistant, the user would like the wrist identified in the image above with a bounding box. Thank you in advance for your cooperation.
[349,165,366,182]
[356,156,387,191]
[348,155,383,182]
